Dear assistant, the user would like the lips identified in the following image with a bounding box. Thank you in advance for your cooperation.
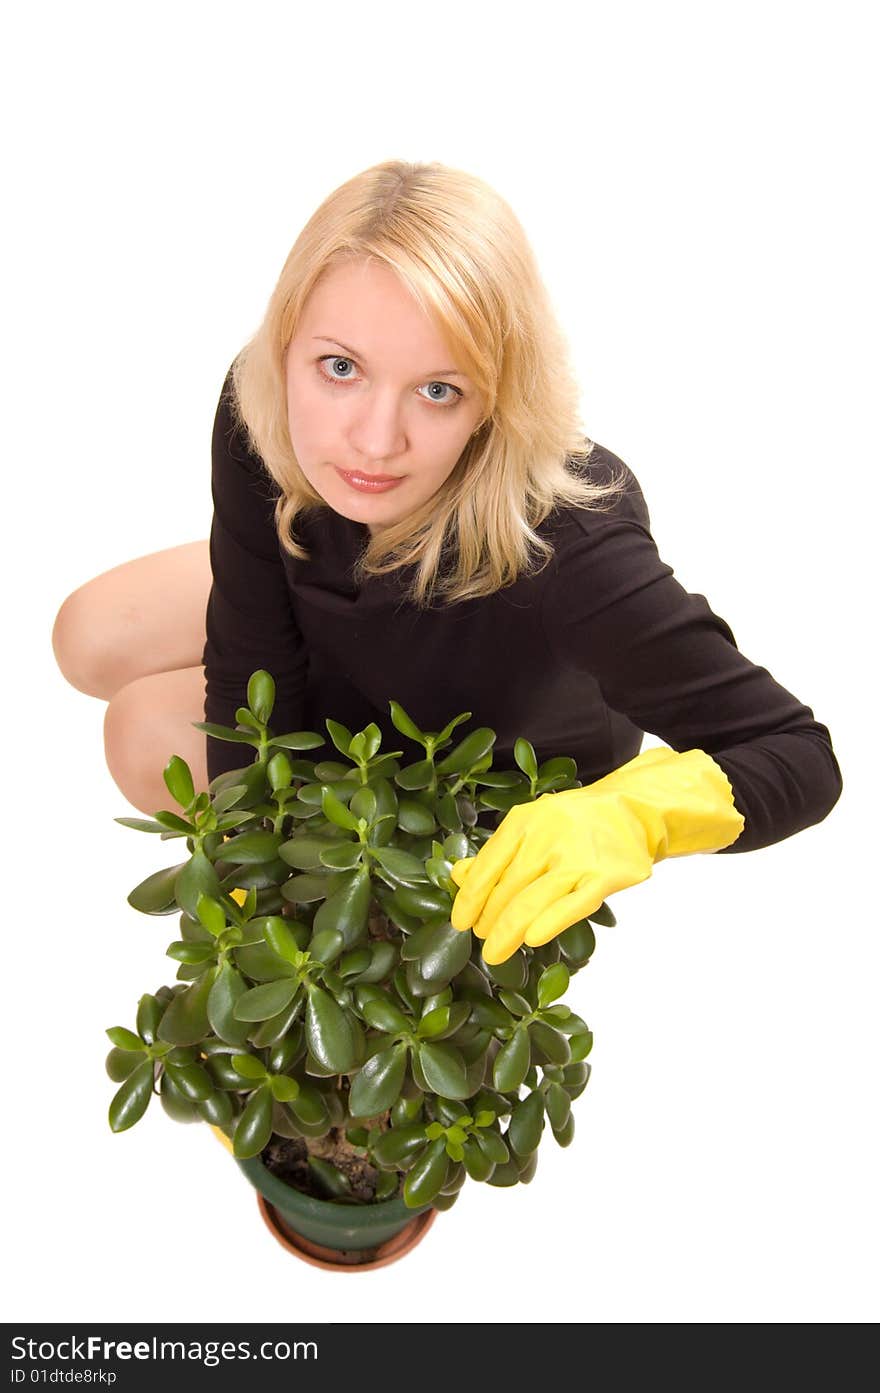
[339,469,400,482]
[334,467,405,493]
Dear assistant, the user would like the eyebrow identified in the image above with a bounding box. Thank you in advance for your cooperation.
[311,336,468,379]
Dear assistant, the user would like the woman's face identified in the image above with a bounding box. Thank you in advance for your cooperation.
[284,257,485,535]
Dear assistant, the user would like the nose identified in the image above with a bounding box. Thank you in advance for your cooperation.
[346,388,407,464]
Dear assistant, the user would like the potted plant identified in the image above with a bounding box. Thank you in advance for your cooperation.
[105,670,609,1270]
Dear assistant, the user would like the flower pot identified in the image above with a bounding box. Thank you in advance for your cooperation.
[236,1154,437,1271]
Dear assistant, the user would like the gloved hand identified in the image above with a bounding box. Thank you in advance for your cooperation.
[449,746,745,964]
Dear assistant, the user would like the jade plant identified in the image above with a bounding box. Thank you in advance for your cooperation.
[105,669,613,1211]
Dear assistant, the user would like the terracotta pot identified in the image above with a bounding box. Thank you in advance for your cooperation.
[235,1153,437,1271]
[256,1192,437,1270]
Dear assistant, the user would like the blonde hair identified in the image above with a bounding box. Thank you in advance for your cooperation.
[229,159,628,609]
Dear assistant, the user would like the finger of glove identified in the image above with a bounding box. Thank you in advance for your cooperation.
[478,868,578,963]
[448,816,526,931]
[480,919,529,965]
[522,858,656,948]
[449,857,476,890]
[522,877,607,947]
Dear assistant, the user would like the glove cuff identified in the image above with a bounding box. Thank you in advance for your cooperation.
[572,747,745,860]
[649,748,745,858]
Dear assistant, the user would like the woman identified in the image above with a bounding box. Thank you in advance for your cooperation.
[51,159,842,965]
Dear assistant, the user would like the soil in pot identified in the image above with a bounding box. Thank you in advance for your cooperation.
[262,1130,387,1202]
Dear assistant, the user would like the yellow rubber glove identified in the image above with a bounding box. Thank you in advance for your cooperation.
[449,747,745,964]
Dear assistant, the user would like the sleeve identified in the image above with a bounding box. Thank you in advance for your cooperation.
[201,364,309,783]
[540,468,843,855]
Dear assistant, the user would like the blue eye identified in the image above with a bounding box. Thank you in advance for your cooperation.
[419,381,460,405]
[321,356,357,381]
[317,356,462,407]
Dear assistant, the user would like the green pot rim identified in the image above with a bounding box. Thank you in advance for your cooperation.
[235,1155,432,1230]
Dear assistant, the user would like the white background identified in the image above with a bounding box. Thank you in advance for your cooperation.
[5,0,876,1324]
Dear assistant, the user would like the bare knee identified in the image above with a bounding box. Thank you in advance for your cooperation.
[104,669,208,815]
[52,587,132,700]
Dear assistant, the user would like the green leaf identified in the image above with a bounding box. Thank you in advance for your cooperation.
[105,1026,144,1052]
[416,1042,469,1100]
[325,718,353,757]
[498,990,532,1017]
[321,786,360,831]
[552,1113,576,1148]
[156,967,216,1047]
[434,710,473,748]
[191,721,258,745]
[545,1082,572,1131]
[338,948,373,979]
[319,840,364,871]
[247,671,275,724]
[288,1082,331,1129]
[587,901,616,928]
[508,1090,545,1157]
[308,927,345,966]
[195,892,228,939]
[163,754,195,810]
[403,1138,449,1208]
[211,783,250,814]
[278,834,338,871]
[537,962,570,1008]
[311,867,373,948]
[568,1030,594,1064]
[349,786,377,822]
[233,977,299,1022]
[164,1060,214,1102]
[196,1089,235,1126]
[474,1128,509,1165]
[105,1047,144,1082]
[108,1058,155,1132]
[395,759,435,791]
[231,1053,268,1081]
[462,1136,495,1181]
[354,942,399,984]
[232,1084,273,1158]
[348,1042,408,1118]
[305,986,359,1073]
[388,700,425,744]
[493,1027,530,1092]
[282,872,339,904]
[394,885,451,917]
[127,860,186,915]
[153,810,194,833]
[370,846,431,883]
[248,992,306,1049]
[396,797,437,836]
[174,848,222,920]
[267,730,325,751]
[513,738,538,781]
[482,949,528,990]
[166,940,217,965]
[434,727,496,776]
[557,919,597,964]
[262,916,308,966]
[207,959,252,1046]
[417,920,472,986]
[372,1122,429,1167]
[159,1070,200,1123]
[114,816,167,833]
[359,991,411,1034]
[529,1021,571,1065]
[219,829,284,866]
[417,1002,470,1041]
[269,1074,300,1103]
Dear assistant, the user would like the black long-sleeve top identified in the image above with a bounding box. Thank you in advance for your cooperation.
[202,368,842,853]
